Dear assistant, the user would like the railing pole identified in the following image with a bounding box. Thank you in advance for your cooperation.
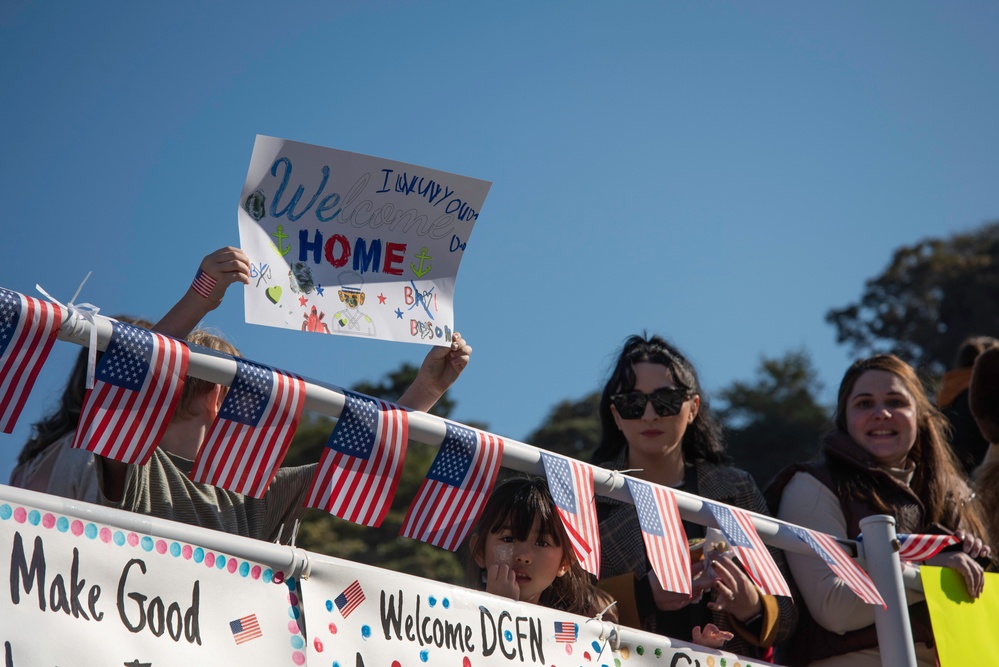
[858,515,916,667]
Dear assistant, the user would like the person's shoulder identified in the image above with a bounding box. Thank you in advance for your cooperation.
[696,460,757,486]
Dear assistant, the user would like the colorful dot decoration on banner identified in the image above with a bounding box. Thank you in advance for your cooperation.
[0,502,287,586]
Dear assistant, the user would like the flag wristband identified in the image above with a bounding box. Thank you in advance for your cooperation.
[190,268,218,299]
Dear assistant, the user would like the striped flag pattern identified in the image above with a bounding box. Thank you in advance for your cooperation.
[399,423,504,551]
[624,477,691,595]
[896,534,960,562]
[706,502,791,597]
[190,268,218,300]
[0,288,64,433]
[191,358,306,497]
[230,614,263,644]
[335,580,366,618]
[540,452,600,576]
[305,391,409,527]
[789,525,886,607]
[73,321,189,464]
[554,621,578,643]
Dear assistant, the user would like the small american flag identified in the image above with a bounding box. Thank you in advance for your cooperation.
[230,613,263,644]
[789,525,886,607]
[895,533,960,562]
[540,452,599,576]
[335,580,366,618]
[399,423,504,551]
[191,358,306,497]
[190,268,217,300]
[624,477,691,596]
[0,288,63,433]
[305,391,409,527]
[554,621,578,643]
[73,321,189,464]
[706,502,791,597]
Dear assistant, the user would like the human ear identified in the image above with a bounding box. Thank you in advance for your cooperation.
[610,404,625,431]
[688,395,700,423]
[470,535,485,568]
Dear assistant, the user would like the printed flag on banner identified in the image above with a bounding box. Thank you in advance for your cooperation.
[335,580,366,618]
[624,477,691,595]
[305,391,409,527]
[554,621,578,643]
[705,502,791,597]
[399,422,504,551]
[73,321,189,464]
[191,358,306,498]
[0,288,64,433]
[230,614,263,645]
[789,525,886,607]
[540,452,600,576]
[894,534,960,562]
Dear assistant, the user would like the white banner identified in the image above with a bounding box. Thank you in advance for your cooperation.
[0,494,304,666]
[238,136,491,345]
[0,486,769,667]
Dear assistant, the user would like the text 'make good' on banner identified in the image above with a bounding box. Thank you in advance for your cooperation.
[0,498,304,667]
[238,136,492,346]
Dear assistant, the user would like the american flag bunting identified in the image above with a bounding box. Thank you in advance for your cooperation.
[399,422,504,551]
[191,358,306,497]
[540,452,599,576]
[0,288,64,433]
[73,321,189,464]
[624,477,691,596]
[789,525,886,607]
[705,502,791,597]
[305,391,409,527]
[894,533,960,562]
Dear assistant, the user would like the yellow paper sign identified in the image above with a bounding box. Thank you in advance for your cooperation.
[921,566,999,666]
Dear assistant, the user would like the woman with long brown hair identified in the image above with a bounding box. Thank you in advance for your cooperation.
[772,354,993,667]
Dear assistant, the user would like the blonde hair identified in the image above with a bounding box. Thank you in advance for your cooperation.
[175,329,240,419]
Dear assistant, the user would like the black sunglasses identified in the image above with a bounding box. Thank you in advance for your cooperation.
[610,387,691,419]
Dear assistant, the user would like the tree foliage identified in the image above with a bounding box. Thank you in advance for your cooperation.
[524,392,602,461]
[716,350,830,488]
[826,221,999,377]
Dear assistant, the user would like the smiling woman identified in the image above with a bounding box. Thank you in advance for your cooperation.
[769,354,995,667]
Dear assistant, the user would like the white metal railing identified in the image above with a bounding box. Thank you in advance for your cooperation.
[38,302,922,666]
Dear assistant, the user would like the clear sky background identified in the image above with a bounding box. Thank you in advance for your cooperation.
[2,1,998,483]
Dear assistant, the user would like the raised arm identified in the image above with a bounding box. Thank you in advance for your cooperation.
[153,246,250,338]
[397,332,472,412]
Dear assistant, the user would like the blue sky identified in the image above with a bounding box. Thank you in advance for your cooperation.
[2,1,998,482]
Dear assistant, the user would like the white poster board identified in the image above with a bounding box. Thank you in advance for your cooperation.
[237,136,491,345]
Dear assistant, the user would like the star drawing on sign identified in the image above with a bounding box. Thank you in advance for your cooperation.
[395,308,403,319]
[377,293,386,304]
[316,284,325,296]
[299,295,308,307]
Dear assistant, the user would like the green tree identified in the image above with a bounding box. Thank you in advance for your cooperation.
[715,350,830,488]
[826,221,999,377]
[525,392,601,461]
[286,362,480,585]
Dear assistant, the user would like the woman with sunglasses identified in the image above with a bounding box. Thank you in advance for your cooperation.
[593,334,796,659]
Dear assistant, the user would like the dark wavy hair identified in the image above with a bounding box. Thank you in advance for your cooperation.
[16,315,153,466]
[469,477,595,616]
[591,334,729,466]
[831,355,990,541]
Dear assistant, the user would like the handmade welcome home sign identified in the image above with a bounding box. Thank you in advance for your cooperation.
[238,136,491,345]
